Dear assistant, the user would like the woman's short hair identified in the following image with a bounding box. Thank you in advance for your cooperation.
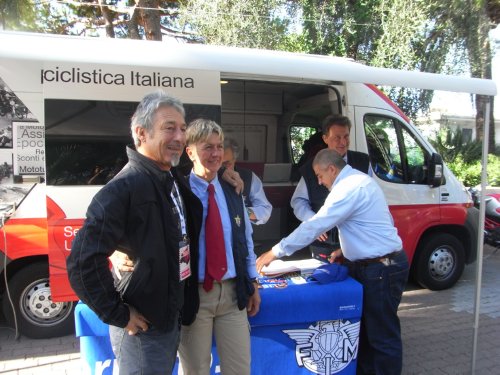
[186,118,224,146]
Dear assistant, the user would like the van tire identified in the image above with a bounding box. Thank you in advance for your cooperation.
[413,233,465,290]
[2,262,76,339]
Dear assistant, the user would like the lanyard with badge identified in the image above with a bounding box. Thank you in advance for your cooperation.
[171,179,191,281]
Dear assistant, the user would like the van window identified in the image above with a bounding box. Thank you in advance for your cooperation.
[364,114,428,184]
[289,125,320,164]
[289,125,326,181]
[220,79,331,167]
[45,99,220,185]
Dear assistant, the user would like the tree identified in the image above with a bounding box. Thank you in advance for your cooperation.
[284,1,452,120]
[98,0,116,38]
[478,0,499,153]
[66,0,165,40]
[1,0,497,142]
[0,1,182,40]
[0,0,37,30]
[296,0,381,60]
[288,0,498,132]
[431,126,482,164]
[129,0,161,40]
[432,0,498,153]
[370,0,445,119]
[176,0,291,49]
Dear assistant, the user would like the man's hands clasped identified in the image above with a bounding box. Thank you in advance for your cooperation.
[109,251,145,335]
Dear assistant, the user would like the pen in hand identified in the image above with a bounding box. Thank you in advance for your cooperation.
[317,253,333,261]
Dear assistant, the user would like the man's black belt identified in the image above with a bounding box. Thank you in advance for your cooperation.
[353,250,403,266]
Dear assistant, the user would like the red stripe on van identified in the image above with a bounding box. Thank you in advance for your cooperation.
[0,217,48,259]
[365,84,411,124]
[47,197,82,301]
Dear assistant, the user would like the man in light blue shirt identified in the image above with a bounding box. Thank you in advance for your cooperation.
[178,119,260,375]
[257,148,409,375]
[291,115,370,257]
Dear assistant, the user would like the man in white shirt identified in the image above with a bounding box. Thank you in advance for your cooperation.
[257,148,409,375]
[291,115,369,256]
[222,137,272,225]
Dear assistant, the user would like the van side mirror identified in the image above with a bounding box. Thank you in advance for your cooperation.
[428,153,443,187]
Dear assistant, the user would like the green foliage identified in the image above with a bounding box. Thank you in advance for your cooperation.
[177,0,290,49]
[431,126,499,186]
[447,154,500,187]
[430,126,482,164]
[278,31,309,53]
[446,154,482,186]
[487,154,500,186]
[0,0,37,31]
[299,0,382,60]
[285,0,465,120]
[289,126,318,163]
[0,0,496,135]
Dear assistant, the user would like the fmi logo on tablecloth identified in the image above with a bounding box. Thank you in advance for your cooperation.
[283,319,359,374]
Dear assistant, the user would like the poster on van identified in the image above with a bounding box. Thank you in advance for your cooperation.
[13,122,45,180]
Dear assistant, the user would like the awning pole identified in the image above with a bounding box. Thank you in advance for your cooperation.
[471,98,491,374]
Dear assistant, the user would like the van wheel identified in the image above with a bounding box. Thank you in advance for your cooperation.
[2,262,76,339]
[412,233,465,290]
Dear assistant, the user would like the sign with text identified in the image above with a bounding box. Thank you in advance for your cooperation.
[41,63,221,105]
[13,122,45,176]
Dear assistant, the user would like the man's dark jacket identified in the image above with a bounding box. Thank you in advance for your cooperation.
[67,146,202,332]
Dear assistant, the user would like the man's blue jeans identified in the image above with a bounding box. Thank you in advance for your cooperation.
[109,314,180,375]
[347,251,409,375]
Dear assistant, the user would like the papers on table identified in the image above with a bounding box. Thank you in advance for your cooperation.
[260,258,325,277]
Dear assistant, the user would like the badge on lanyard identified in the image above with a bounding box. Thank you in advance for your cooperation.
[171,180,190,281]
[179,236,191,281]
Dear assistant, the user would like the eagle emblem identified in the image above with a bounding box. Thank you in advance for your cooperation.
[283,319,359,374]
[234,215,241,227]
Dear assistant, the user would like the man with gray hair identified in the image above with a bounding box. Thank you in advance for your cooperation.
[291,114,370,259]
[67,91,202,374]
[222,137,272,225]
[257,148,409,375]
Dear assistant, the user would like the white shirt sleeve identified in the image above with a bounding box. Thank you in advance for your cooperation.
[273,185,354,258]
[248,173,272,225]
[274,168,402,261]
[290,177,316,221]
[242,196,259,279]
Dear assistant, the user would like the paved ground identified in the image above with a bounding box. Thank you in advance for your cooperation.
[399,244,500,375]
[0,244,498,375]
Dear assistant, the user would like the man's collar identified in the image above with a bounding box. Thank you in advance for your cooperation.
[332,164,352,188]
[190,170,219,185]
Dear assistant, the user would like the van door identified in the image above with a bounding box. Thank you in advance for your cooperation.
[353,106,441,257]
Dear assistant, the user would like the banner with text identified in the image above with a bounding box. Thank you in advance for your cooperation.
[41,63,221,105]
[13,122,45,177]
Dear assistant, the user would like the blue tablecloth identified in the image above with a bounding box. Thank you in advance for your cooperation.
[75,276,362,375]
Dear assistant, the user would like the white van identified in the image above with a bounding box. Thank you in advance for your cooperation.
[0,31,496,338]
